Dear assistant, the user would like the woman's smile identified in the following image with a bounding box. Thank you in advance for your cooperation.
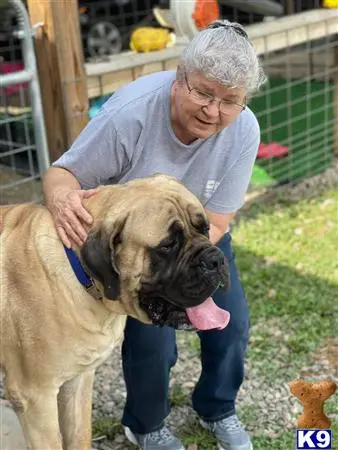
[195,116,217,126]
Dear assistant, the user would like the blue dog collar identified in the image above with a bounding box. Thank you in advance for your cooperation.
[64,246,103,300]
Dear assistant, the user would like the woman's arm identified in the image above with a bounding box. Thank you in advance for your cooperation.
[205,208,236,244]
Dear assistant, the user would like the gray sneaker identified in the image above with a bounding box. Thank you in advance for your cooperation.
[124,425,186,450]
[200,414,253,450]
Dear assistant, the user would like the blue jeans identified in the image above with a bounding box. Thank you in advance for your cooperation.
[121,233,250,434]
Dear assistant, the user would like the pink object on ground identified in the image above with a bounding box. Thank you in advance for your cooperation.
[257,142,289,159]
[0,62,28,96]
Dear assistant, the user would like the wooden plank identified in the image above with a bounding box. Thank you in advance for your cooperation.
[264,50,335,68]
[87,69,133,99]
[52,0,89,148]
[87,61,171,98]
[27,0,66,161]
[163,58,180,71]
[251,17,338,56]
[248,9,338,55]
[84,9,338,99]
[85,41,188,77]
[247,8,338,39]
[27,0,89,160]
[132,61,165,78]
[264,47,335,80]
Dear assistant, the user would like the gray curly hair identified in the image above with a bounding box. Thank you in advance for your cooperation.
[177,20,267,97]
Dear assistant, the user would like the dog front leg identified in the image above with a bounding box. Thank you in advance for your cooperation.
[57,371,95,450]
[12,387,62,450]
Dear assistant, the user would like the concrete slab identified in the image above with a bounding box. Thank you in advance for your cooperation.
[0,400,27,450]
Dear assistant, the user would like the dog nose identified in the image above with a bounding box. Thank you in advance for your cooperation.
[200,249,225,273]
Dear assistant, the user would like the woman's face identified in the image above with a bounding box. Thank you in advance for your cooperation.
[171,71,246,144]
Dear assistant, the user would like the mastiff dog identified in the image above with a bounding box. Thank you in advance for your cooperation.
[0,174,230,450]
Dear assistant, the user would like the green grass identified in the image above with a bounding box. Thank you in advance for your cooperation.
[92,417,125,441]
[235,188,338,330]
[249,77,334,184]
[235,187,338,415]
[169,383,189,408]
[178,419,217,449]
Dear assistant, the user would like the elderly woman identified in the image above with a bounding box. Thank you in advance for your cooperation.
[43,20,267,450]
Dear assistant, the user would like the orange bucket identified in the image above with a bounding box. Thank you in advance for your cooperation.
[192,0,220,30]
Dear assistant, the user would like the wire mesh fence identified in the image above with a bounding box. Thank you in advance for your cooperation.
[0,0,49,205]
[0,83,39,203]
[249,32,337,188]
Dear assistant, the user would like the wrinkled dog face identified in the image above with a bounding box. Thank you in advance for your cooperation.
[139,215,229,330]
[81,175,230,331]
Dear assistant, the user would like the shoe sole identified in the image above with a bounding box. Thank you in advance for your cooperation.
[124,427,139,446]
[124,426,186,450]
[200,420,253,450]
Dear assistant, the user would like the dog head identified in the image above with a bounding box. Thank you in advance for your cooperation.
[81,174,230,331]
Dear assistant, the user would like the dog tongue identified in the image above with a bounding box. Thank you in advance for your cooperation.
[186,297,230,330]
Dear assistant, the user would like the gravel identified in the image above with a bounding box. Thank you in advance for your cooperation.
[1,159,338,449]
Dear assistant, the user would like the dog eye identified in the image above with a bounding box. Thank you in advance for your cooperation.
[199,223,210,236]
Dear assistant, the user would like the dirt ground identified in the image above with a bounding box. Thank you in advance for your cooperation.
[0,165,42,205]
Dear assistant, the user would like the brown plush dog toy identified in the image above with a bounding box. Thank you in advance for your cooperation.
[289,379,337,429]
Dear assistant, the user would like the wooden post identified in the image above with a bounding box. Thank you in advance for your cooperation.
[27,0,89,162]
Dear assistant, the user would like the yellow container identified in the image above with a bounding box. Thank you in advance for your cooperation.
[130,27,173,53]
[323,0,338,7]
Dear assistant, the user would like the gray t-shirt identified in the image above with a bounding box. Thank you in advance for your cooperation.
[53,71,260,214]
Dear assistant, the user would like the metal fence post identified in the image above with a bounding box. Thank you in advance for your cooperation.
[0,0,50,174]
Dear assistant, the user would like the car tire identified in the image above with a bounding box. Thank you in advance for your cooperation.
[87,20,122,57]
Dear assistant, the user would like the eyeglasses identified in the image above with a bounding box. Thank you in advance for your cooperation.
[184,73,246,114]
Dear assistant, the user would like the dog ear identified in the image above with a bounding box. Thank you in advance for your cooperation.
[81,218,125,300]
